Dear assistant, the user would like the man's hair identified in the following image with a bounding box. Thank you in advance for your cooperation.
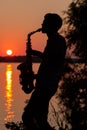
[44,13,62,30]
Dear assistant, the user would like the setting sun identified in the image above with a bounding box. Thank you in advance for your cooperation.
[6,50,13,56]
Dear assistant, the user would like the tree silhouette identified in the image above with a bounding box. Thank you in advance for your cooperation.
[64,0,87,59]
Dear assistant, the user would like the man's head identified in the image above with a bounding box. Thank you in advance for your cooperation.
[42,13,62,34]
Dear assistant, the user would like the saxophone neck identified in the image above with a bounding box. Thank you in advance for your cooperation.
[28,28,42,37]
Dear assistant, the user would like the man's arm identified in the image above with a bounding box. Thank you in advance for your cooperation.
[32,50,43,59]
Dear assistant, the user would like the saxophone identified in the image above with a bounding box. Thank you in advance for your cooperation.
[17,28,42,94]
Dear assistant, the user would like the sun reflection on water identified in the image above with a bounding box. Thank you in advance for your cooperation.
[4,64,14,122]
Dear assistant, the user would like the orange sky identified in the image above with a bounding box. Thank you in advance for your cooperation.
[0,0,71,56]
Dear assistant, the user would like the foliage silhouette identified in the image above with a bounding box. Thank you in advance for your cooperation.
[64,0,87,59]
[52,0,87,129]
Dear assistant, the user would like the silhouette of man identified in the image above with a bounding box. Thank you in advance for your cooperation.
[22,13,66,130]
